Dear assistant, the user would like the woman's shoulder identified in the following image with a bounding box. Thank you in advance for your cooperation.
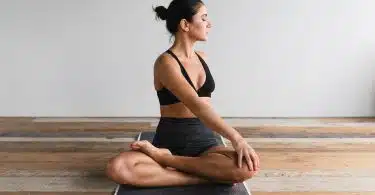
[153,51,180,77]
[154,51,175,68]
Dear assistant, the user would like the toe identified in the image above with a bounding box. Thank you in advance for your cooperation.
[130,141,143,148]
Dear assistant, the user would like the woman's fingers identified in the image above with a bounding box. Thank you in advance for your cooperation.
[249,147,259,171]
[256,151,260,170]
[244,149,253,171]
[237,148,243,168]
[233,138,260,172]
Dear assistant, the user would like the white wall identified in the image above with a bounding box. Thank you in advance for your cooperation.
[1,0,375,117]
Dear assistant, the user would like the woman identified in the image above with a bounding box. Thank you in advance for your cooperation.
[106,0,260,187]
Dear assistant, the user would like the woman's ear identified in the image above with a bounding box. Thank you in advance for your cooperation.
[179,19,190,32]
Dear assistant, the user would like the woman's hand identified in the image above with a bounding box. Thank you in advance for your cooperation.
[231,135,260,172]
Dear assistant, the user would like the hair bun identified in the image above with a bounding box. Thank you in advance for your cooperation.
[154,6,168,20]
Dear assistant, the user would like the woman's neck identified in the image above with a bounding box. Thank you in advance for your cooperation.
[170,34,196,59]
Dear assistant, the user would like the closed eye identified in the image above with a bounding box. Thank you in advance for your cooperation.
[202,14,208,21]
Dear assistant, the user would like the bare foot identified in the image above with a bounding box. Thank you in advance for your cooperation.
[130,140,172,165]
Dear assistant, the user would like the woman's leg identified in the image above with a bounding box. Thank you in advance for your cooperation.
[131,140,257,184]
[106,149,212,187]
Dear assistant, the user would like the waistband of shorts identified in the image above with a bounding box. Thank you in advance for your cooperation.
[158,117,202,124]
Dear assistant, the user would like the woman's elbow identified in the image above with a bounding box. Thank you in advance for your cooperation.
[183,98,209,116]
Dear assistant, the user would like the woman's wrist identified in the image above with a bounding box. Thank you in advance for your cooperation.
[228,128,243,143]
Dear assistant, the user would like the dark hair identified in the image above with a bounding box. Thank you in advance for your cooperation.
[153,0,204,35]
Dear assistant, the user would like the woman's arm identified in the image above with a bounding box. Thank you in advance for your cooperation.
[154,54,242,143]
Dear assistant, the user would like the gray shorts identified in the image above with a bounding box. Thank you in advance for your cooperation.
[152,117,220,157]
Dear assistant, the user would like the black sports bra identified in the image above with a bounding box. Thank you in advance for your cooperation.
[156,50,215,105]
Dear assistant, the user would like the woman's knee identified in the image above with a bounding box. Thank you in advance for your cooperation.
[105,151,142,184]
[231,166,254,183]
[208,150,255,183]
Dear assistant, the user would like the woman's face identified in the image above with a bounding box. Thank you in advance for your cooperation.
[186,5,212,41]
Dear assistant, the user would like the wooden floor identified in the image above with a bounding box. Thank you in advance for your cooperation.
[1,117,375,195]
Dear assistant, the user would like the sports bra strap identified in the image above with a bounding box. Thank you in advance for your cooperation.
[166,50,197,92]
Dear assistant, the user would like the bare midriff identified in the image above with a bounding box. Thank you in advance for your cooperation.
[159,97,211,118]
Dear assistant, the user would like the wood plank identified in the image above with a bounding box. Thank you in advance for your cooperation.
[2,117,375,134]
[0,169,104,177]
[2,139,373,152]
[0,140,131,152]
[1,150,373,170]
[0,151,122,176]
[238,131,375,138]
[1,168,374,177]
[0,131,140,138]
[0,137,134,142]
[1,137,374,152]
[2,128,375,138]
[0,151,373,173]
[232,138,375,152]
[256,151,375,170]
[252,192,375,195]
[0,121,151,132]
[318,117,375,123]
[0,137,134,153]
[237,126,375,135]
[0,117,33,123]
[256,169,375,177]
[0,162,107,173]
[0,152,117,162]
